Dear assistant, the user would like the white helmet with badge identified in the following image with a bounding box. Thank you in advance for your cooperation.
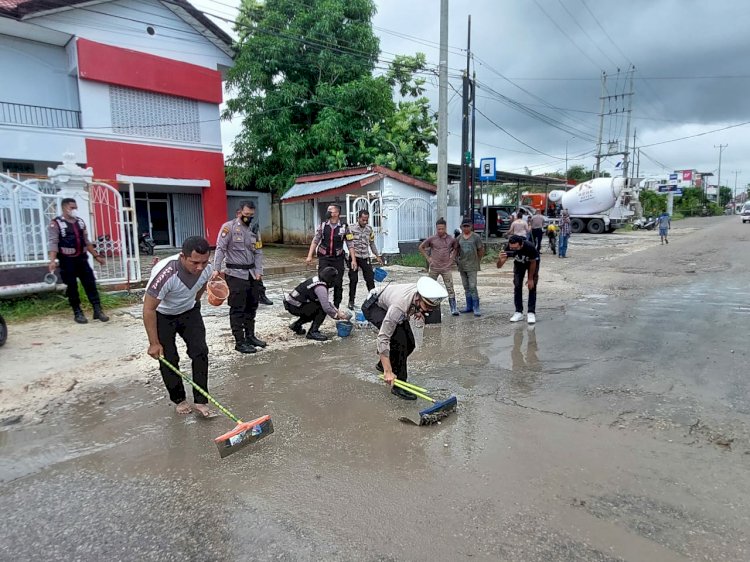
[416,276,448,307]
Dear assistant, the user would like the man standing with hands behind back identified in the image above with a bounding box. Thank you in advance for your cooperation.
[214,201,266,354]
[419,217,459,315]
[347,209,383,310]
[306,204,355,309]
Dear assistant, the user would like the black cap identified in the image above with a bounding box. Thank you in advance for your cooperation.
[461,217,472,226]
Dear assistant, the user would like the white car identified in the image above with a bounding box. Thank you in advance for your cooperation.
[742,203,750,223]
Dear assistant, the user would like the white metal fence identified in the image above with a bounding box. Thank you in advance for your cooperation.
[346,192,384,252]
[397,196,434,241]
[0,173,140,285]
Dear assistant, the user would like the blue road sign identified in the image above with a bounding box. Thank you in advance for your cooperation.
[479,157,496,180]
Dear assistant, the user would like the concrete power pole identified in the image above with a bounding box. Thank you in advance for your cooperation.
[436,0,448,222]
[715,144,727,207]
[594,71,607,177]
[621,66,635,179]
[459,16,471,217]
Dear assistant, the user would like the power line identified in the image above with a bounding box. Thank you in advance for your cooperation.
[555,0,619,68]
[639,121,750,148]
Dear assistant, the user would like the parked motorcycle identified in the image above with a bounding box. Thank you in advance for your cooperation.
[632,217,657,230]
[139,232,155,255]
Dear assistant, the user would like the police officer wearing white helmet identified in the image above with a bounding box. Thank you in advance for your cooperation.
[362,277,448,400]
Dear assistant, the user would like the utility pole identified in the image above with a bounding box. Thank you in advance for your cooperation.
[715,143,727,207]
[733,170,741,204]
[621,66,635,179]
[436,0,448,222]
[470,69,476,221]
[594,71,607,177]
[459,15,471,218]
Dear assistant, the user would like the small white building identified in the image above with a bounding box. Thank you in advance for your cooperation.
[280,166,437,254]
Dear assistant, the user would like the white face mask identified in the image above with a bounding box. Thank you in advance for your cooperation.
[69,209,79,218]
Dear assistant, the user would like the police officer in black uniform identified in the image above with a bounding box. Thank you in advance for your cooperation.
[283,266,350,341]
[305,204,355,309]
[47,197,109,324]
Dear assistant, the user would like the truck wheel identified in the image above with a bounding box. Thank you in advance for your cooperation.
[587,219,605,234]
[570,218,585,234]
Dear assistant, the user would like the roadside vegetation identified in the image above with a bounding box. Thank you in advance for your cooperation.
[0,285,139,323]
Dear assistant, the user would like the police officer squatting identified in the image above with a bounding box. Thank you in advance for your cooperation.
[47,197,109,324]
[214,201,266,354]
[362,277,448,400]
[306,204,354,310]
[283,266,352,341]
[346,209,383,310]
[143,236,215,417]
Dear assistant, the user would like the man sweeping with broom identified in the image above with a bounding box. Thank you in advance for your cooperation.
[143,236,215,417]
[362,277,448,399]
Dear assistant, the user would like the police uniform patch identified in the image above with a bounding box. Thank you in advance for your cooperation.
[345,233,354,241]
[255,241,263,249]
[221,226,229,237]
[369,232,375,241]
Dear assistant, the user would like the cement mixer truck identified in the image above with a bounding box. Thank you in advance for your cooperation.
[523,177,637,234]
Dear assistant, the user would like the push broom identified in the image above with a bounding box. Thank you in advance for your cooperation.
[159,357,273,458]
[379,375,458,425]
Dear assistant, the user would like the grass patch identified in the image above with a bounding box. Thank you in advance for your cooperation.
[0,284,139,323]
[390,252,427,268]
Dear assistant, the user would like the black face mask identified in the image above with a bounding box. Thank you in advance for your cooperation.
[325,211,332,220]
[241,216,251,226]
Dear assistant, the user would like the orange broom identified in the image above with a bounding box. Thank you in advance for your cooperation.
[158,357,274,458]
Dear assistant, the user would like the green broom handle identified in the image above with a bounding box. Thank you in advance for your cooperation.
[392,379,429,394]
[158,356,241,423]
[379,375,435,403]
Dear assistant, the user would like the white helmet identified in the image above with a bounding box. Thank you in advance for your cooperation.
[416,276,448,307]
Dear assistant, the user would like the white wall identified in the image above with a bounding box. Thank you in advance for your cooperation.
[29,0,233,70]
[0,125,86,163]
[0,35,79,109]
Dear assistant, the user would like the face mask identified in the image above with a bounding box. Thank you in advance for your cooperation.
[325,211,332,220]
[241,216,251,226]
[69,209,79,218]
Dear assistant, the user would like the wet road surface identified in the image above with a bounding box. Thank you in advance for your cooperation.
[2,219,749,561]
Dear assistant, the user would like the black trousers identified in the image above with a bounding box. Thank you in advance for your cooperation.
[363,302,416,382]
[531,228,544,252]
[226,275,259,343]
[318,255,345,308]
[347,257,375,304]
[284,300,326,327]
[156,304,209,405]
[513,262,540,314]
[59,256,100,311]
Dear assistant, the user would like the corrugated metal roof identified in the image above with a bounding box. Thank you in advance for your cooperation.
[281,172,377,200]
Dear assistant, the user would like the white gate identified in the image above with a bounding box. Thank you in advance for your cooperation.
[397,196,434,241]
[346,191,384,252]
[0,173,140,285]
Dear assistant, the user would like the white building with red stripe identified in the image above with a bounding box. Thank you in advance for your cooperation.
[0,0,233,246]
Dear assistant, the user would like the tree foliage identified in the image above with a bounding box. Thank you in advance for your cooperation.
[224,0,437,192]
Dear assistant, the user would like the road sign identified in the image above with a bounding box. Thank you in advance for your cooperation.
[479,157,496,181]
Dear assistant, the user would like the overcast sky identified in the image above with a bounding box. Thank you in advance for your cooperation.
[197,0,750,192]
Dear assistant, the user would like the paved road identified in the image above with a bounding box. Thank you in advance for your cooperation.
[1,217,748,561]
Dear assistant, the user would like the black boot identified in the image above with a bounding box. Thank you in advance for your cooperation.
[347,300,355,310]
[289,320,306,336]
[245,321,266,348]
[306,314,328,341]
[391,386,417,400]
[235,340,256,354]
[258,285,273,306]
[73,308,88,324]
[93,305,109,322]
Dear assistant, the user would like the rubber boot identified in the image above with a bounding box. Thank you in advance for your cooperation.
[306,314,328,341]
[460,295,474,314]
[73,308,88,324]
[245,321,266,348]
[473,296,482,317]
[93,305,109,322]
[449,297,459,316]
[234,329,256,353]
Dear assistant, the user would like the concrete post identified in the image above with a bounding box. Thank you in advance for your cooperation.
[381,184,400,255]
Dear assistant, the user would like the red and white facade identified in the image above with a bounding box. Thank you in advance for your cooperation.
[0,0,234,246]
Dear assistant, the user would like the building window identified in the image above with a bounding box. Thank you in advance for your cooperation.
[1,161,35,174]
[110,86,200,142]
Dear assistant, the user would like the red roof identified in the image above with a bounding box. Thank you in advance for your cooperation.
[295,166,436,193]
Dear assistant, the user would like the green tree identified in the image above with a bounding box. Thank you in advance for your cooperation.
[565,165,610,182]
[224,0,436,192]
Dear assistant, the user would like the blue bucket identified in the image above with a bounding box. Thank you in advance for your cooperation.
[374,267,387,282]
[355,311,365,323]
[336,321,353,337]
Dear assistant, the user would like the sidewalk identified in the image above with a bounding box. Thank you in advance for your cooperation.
[138,244,312,283]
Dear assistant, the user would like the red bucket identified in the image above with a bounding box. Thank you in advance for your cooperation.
[207,278,229,306]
